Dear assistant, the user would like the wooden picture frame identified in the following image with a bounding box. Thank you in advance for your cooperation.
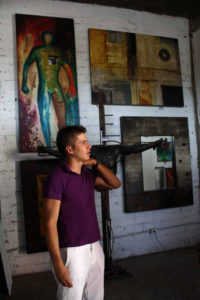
[121,117,193,212]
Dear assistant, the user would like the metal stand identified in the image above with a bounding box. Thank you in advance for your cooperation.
[98,94,132,279]
[101,188,132,279]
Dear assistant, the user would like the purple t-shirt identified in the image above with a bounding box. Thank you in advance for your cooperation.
[43,160,101,248]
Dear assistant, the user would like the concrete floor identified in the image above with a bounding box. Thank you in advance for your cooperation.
[2,245,200,300]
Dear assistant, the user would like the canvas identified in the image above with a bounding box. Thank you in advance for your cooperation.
[20,159,60,253]
[16,14,79,152]
[120,117,193,213]
[89,29,183,107]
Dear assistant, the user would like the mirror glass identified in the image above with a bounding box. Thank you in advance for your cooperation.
[141,136,176,191]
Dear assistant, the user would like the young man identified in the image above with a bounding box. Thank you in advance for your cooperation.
[43,125,121,300]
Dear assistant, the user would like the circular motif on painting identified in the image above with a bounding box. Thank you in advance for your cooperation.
[159,49,171,61]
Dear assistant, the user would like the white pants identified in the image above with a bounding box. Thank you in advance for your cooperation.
[52,241,105,300]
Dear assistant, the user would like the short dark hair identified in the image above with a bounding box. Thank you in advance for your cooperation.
[56,125,86,157]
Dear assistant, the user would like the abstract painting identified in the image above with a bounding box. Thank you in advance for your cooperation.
[121,117,193,212]
[20,159,60,253]
[89,29,183,107]
[16,14,79,152]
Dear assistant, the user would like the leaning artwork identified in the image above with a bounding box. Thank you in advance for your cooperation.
[16,14,79,152]
[89,29,183,107]
[20,159,60,253]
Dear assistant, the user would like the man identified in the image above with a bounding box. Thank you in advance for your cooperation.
[22,31,78,147]
[43,125,121,300]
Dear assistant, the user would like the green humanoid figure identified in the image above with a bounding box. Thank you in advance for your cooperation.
[22,30,78,147]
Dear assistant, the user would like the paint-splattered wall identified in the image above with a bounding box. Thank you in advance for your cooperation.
[0,0,200,275]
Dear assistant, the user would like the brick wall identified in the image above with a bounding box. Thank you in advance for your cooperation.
[0,0,199,275]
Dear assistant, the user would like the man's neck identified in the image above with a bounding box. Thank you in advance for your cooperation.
[66,157,83,174]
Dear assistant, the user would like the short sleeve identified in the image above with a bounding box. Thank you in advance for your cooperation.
[91,167,98,180]
[43,171,62,201]
[83,166,98,184]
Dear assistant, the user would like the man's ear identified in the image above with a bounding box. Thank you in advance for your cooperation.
[66,145,73,155]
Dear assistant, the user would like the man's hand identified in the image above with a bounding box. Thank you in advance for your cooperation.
[82,158,96,167]
[54,261,73,288]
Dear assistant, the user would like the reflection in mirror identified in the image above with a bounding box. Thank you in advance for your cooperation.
[141,136,176,191]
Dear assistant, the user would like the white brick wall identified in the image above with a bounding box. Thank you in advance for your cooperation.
[0,0,200,275]
[192,28,200,122]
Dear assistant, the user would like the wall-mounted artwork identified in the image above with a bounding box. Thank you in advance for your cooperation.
[89,29,183,107]
[16,14,79,152]
[20,159,60,253]
[121,117,193,213]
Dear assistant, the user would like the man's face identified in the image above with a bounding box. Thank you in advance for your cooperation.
[71,133,91,162]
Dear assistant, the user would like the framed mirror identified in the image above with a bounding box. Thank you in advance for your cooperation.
[121,117,193,212]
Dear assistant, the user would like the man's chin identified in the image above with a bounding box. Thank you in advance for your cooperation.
[83,157,89,162]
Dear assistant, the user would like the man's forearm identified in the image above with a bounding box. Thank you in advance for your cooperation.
[96,162,121,189]
[45,224,73,287]
[45,224,63,265]
[83,158,121,189]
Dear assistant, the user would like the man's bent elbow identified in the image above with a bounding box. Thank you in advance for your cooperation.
[113,180,121,189]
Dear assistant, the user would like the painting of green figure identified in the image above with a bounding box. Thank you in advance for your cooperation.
[16,14,79,152]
